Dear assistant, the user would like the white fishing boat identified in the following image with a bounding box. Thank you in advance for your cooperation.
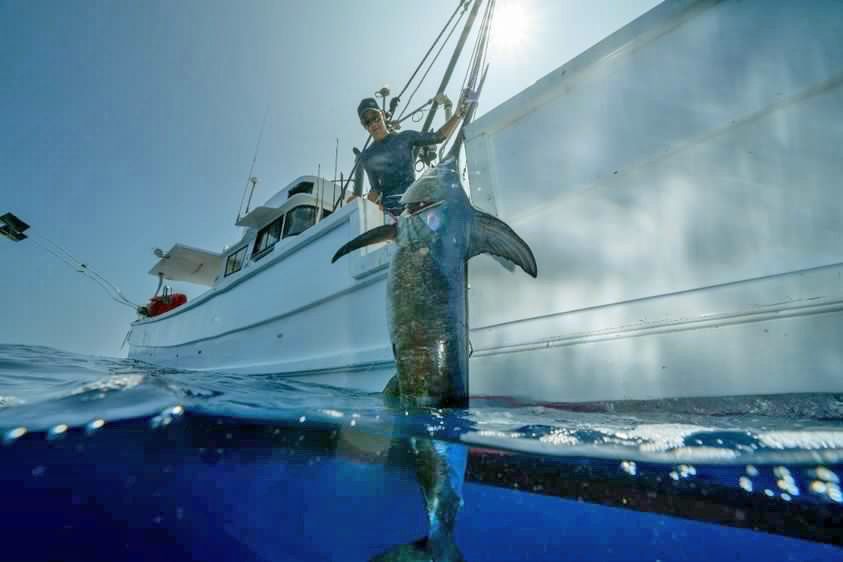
[128,176,396,391]
[124,0,843,402]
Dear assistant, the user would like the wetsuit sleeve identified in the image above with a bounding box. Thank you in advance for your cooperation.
[406,129,445,147]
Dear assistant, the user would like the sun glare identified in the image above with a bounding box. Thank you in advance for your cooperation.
[491,1,531,53]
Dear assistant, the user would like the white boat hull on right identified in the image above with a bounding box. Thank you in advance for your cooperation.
[462,0,843,402]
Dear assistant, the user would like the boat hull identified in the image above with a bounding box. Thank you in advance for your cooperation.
[132,0,843,403]
[463,0,843,401]
[129,202,396,393]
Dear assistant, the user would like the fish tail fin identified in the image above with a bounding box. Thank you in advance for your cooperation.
[370,536,466,562]
[429,531,467,562]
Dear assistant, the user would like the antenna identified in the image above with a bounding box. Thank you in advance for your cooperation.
[376,85,391,114]
[237,104,271,222]
[333,138,339,185]
[244,176,258,215]
[316,164,322,221]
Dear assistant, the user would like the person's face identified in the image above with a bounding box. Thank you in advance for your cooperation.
[361,110,387,139]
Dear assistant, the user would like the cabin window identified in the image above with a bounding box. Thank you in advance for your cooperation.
[253,216,283,259]
[224,246,247,277]
[288,181,314,198]
[283,206,317,238]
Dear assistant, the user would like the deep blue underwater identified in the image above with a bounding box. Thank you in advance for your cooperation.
[0,343,841,561]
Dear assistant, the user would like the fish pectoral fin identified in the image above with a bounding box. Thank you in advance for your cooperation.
[331,224,397,263]
[468,210,537,278]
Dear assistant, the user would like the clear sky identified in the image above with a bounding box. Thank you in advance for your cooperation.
[0,0,660,356]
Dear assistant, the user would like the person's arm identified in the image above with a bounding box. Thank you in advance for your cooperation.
[434,103,468,142]
[346,157,367,203]
[361,163,384,209]
[348,153,381,206]
[348,189,382,209]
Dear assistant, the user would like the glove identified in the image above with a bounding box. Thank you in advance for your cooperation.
[458,89,479,116]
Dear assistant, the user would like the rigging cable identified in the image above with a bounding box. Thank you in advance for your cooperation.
[26,232,142,311]
[333,136,372,210]
[391,0,469,109]
[396,5,469,121]
[441,0,495,159]
[461,0,494,94]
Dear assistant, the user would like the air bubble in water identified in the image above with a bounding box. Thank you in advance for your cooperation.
[3,427,27,445]
[47,424,68,440]
[620,461,637,476]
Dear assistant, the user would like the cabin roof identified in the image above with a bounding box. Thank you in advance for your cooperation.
[148,244,223,287]
[235,192,324,229]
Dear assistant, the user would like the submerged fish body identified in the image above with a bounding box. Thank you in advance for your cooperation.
[333,157,537,408]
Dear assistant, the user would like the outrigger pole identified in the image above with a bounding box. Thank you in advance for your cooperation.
[1,211,142,312]
[418,0,483,136]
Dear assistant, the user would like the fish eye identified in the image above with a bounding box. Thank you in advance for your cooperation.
[408,201,433,215]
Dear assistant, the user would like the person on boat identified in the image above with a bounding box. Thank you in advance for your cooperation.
[349,96,469,218]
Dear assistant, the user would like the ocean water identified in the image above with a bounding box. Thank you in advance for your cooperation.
[0,344,841,561]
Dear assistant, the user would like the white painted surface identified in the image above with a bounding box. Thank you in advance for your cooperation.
[129,198,395,392]
[463,0,843,401]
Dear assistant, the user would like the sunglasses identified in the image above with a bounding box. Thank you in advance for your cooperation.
[361,112,382,127]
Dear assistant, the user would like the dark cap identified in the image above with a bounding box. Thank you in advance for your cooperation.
[357,98,381,120]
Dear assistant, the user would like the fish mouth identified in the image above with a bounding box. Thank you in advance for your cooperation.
[405,200,443,216]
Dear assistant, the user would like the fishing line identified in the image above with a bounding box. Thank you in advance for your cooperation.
[26,231,142,311]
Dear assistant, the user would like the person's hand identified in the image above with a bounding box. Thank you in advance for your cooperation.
[433,93,451,106]
[458,89,479,116]
[346,193,358,203]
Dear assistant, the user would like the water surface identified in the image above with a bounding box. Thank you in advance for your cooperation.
[1,344,841,561]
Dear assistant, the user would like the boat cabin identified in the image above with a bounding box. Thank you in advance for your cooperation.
[145,175,338,314]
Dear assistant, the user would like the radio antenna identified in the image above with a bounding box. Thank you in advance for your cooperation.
[237,103,271,221]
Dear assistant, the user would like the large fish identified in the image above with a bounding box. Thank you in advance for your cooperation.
[332,157,537,408]
[332,157,536,561]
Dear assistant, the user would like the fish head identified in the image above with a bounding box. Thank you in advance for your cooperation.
[399,157,467,216]
[397,158,472,251]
